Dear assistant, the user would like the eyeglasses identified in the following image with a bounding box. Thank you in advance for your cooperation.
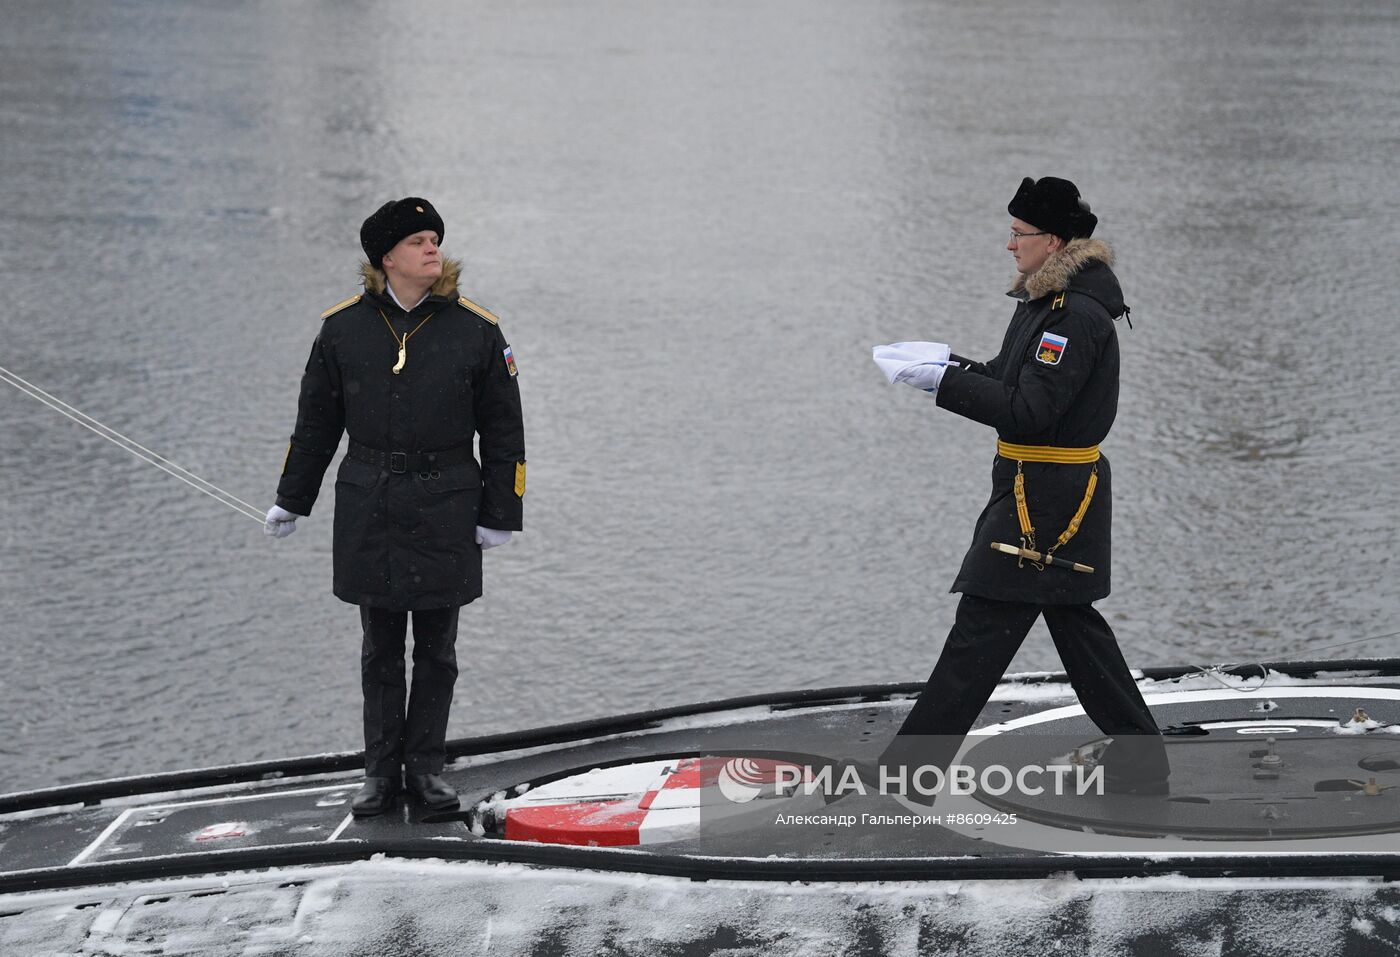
[1009,229,1050,241]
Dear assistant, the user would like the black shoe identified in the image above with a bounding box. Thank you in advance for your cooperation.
[406,773,459,810]
[351,776,401,817]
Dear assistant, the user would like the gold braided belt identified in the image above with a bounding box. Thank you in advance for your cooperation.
[995,440,1100,573]
[996,440,1101,464]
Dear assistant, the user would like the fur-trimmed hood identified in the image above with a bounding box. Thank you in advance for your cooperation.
[1010,238,1124,319]
[1012,238,1111,300]
[358,257,462,299]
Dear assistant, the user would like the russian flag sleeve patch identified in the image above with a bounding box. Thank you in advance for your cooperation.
[1036,331,1068,365]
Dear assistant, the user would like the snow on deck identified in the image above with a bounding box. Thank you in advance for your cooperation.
[3,856,1400,956]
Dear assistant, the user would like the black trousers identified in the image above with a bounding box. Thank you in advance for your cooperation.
[882,594,1169,785]
[359,605,460,778]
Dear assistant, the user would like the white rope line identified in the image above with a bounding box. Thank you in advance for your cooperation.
[1185,631,1400,694]
[0,364,266,524]
[1185,664,1258,692]
[1277,631,1400,662]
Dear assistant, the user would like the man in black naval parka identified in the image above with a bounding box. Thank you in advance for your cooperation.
[264,198,525,816]
[878,177,1168,797]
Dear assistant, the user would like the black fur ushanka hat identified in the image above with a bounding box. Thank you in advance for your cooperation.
[1008,177,1097,240]
[360,197,445,268]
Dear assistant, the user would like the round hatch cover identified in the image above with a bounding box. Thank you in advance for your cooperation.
[963,688,1400,839]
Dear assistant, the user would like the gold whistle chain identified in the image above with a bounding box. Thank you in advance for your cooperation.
[379,309,436,374]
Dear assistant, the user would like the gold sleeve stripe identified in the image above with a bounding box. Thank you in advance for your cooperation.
[320,295,362,319]
[281,442,292,474]
[458,295,500,325]
[514,461,526,497]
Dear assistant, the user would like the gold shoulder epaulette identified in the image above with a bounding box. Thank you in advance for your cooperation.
[320,294,362,320]
[457,295,500,326]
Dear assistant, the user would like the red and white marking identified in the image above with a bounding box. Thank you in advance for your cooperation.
[193,821,250,842]
[498,756,820,847]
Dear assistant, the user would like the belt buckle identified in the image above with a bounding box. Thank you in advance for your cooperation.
[389,451,408,474]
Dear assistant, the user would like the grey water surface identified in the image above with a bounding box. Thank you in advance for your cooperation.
[1,0,1398,792]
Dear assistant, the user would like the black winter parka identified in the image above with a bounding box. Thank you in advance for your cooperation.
[935,239,1126,605]
[276,260,525,610]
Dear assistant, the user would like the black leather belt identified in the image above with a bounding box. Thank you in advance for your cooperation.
[346,440,473,474]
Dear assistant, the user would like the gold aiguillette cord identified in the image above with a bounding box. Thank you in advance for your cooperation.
[379,310,436,374]
[1001,457,1098,573]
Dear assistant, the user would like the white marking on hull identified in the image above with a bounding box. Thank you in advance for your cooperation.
[69,808,135,866]
[325,813,355,843]
[66,784,356,866]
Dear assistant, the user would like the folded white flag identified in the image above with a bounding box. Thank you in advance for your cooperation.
[872,341,958,391]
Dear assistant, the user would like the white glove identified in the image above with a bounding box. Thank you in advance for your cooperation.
[264,504,300,539]
[476,526,512,549]
[895,362,948,392]
[872,341,957,392]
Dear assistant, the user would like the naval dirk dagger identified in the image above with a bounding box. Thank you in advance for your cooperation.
[991,541,1095,574]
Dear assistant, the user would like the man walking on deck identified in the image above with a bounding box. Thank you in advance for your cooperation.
[872,177,1167,800]
[265,198,525,816]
